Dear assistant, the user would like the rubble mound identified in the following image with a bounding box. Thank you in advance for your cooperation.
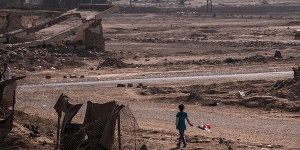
[0,42,100,71]
[242,54,268,62]
[271,79,300,101]
[147,87,178,94]
[140,79,300,112]
[224,55,268,64]
[223,96,300,112]
[286,21,300,26]
[119,6,161,14]
[100,58,128,68]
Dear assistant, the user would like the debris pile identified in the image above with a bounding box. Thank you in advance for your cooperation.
[100,57,128,68]
[0,44,97,71]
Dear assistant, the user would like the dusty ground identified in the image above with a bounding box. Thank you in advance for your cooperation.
[1,1,300,150]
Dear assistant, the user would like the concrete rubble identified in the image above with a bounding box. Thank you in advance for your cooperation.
[0,4,118,51]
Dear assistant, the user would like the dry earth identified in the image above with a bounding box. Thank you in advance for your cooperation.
[1,1,300,150]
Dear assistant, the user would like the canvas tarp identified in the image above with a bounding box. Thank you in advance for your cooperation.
[0,111,13,130]
[0,76,26,131]
[53,94,83,138]
[0,76,25,107]
[54,95,124,149]
[74,103,123,150]
[83,101,117,125]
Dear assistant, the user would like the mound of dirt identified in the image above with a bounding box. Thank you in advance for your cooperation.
[118,6,161,14]
[100,57,128,68]
[223,96,300,112]
[224,55,269,64]
[271,79,300,101]
[147,87,178,94]
[286,21,300,26]
[242,54,269,62]
[140,79,300,112]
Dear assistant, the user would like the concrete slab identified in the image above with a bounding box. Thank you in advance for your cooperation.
[1,4,118,47]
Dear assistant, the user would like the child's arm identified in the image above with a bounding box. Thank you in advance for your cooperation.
[186,117,193,126]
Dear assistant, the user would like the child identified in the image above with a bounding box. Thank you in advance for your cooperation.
[175,104,193,148]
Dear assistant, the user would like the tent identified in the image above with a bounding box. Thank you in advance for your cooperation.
[54,94,123,150]
[0,76,26,130]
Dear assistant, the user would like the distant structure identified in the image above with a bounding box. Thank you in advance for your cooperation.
[207,0,212,13]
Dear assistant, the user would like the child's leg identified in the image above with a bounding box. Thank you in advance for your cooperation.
[179,130,186,143]
[180,130,187,147]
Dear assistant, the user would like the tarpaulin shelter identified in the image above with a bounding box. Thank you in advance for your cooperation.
[0,76,26,131]
[54,94,83,150]
[54,94,124,150]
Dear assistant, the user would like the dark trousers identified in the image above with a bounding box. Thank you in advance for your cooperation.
[178,130,186,143]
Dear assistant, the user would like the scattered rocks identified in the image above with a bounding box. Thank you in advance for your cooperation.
[117,84,126,87]
[70,75,76,78]
[140,145,148,150]
[274,50,282,58]
[224,58,235,63]
[23,124,41,138]
[45,75,51,79]
[100,57,128,68]
[128,83,133,87]
[46,131,54,137]
[28,67,37,71]
[292,66,300,79]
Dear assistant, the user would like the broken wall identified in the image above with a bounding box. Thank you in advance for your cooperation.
[84,19,105,51]
[0,10,62,35]
[0,16,7,33]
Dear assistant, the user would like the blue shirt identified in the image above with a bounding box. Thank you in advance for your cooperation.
[176,112,188,130]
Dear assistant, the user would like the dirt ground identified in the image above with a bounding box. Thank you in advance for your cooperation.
[1,1,300,150]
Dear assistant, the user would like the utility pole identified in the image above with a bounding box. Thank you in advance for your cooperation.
[207,0,212,13]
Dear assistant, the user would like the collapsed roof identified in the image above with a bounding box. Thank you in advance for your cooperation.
[0,4,118,48]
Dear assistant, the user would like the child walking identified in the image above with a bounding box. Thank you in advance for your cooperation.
[175,104,193,148]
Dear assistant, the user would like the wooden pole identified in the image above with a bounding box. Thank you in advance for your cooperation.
[12,90,15,124]
[207,0,208,12]
[211,0,213,12]
[56,112,61,150]
[134,117,137,150]
[118,111,121,150]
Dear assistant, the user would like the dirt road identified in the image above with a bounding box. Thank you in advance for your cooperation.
[20,71,293,88]
[17,71,300,149]
[131,101,300,149]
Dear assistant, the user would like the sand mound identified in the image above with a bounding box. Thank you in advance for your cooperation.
[286,21,300,26]
[140,79,300,112]
[271,79,300,101]
[100,57,128,68]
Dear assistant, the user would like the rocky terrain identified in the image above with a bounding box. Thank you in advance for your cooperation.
[1,1,300,149]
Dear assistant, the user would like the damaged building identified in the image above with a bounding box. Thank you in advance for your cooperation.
[0,4,118,51]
